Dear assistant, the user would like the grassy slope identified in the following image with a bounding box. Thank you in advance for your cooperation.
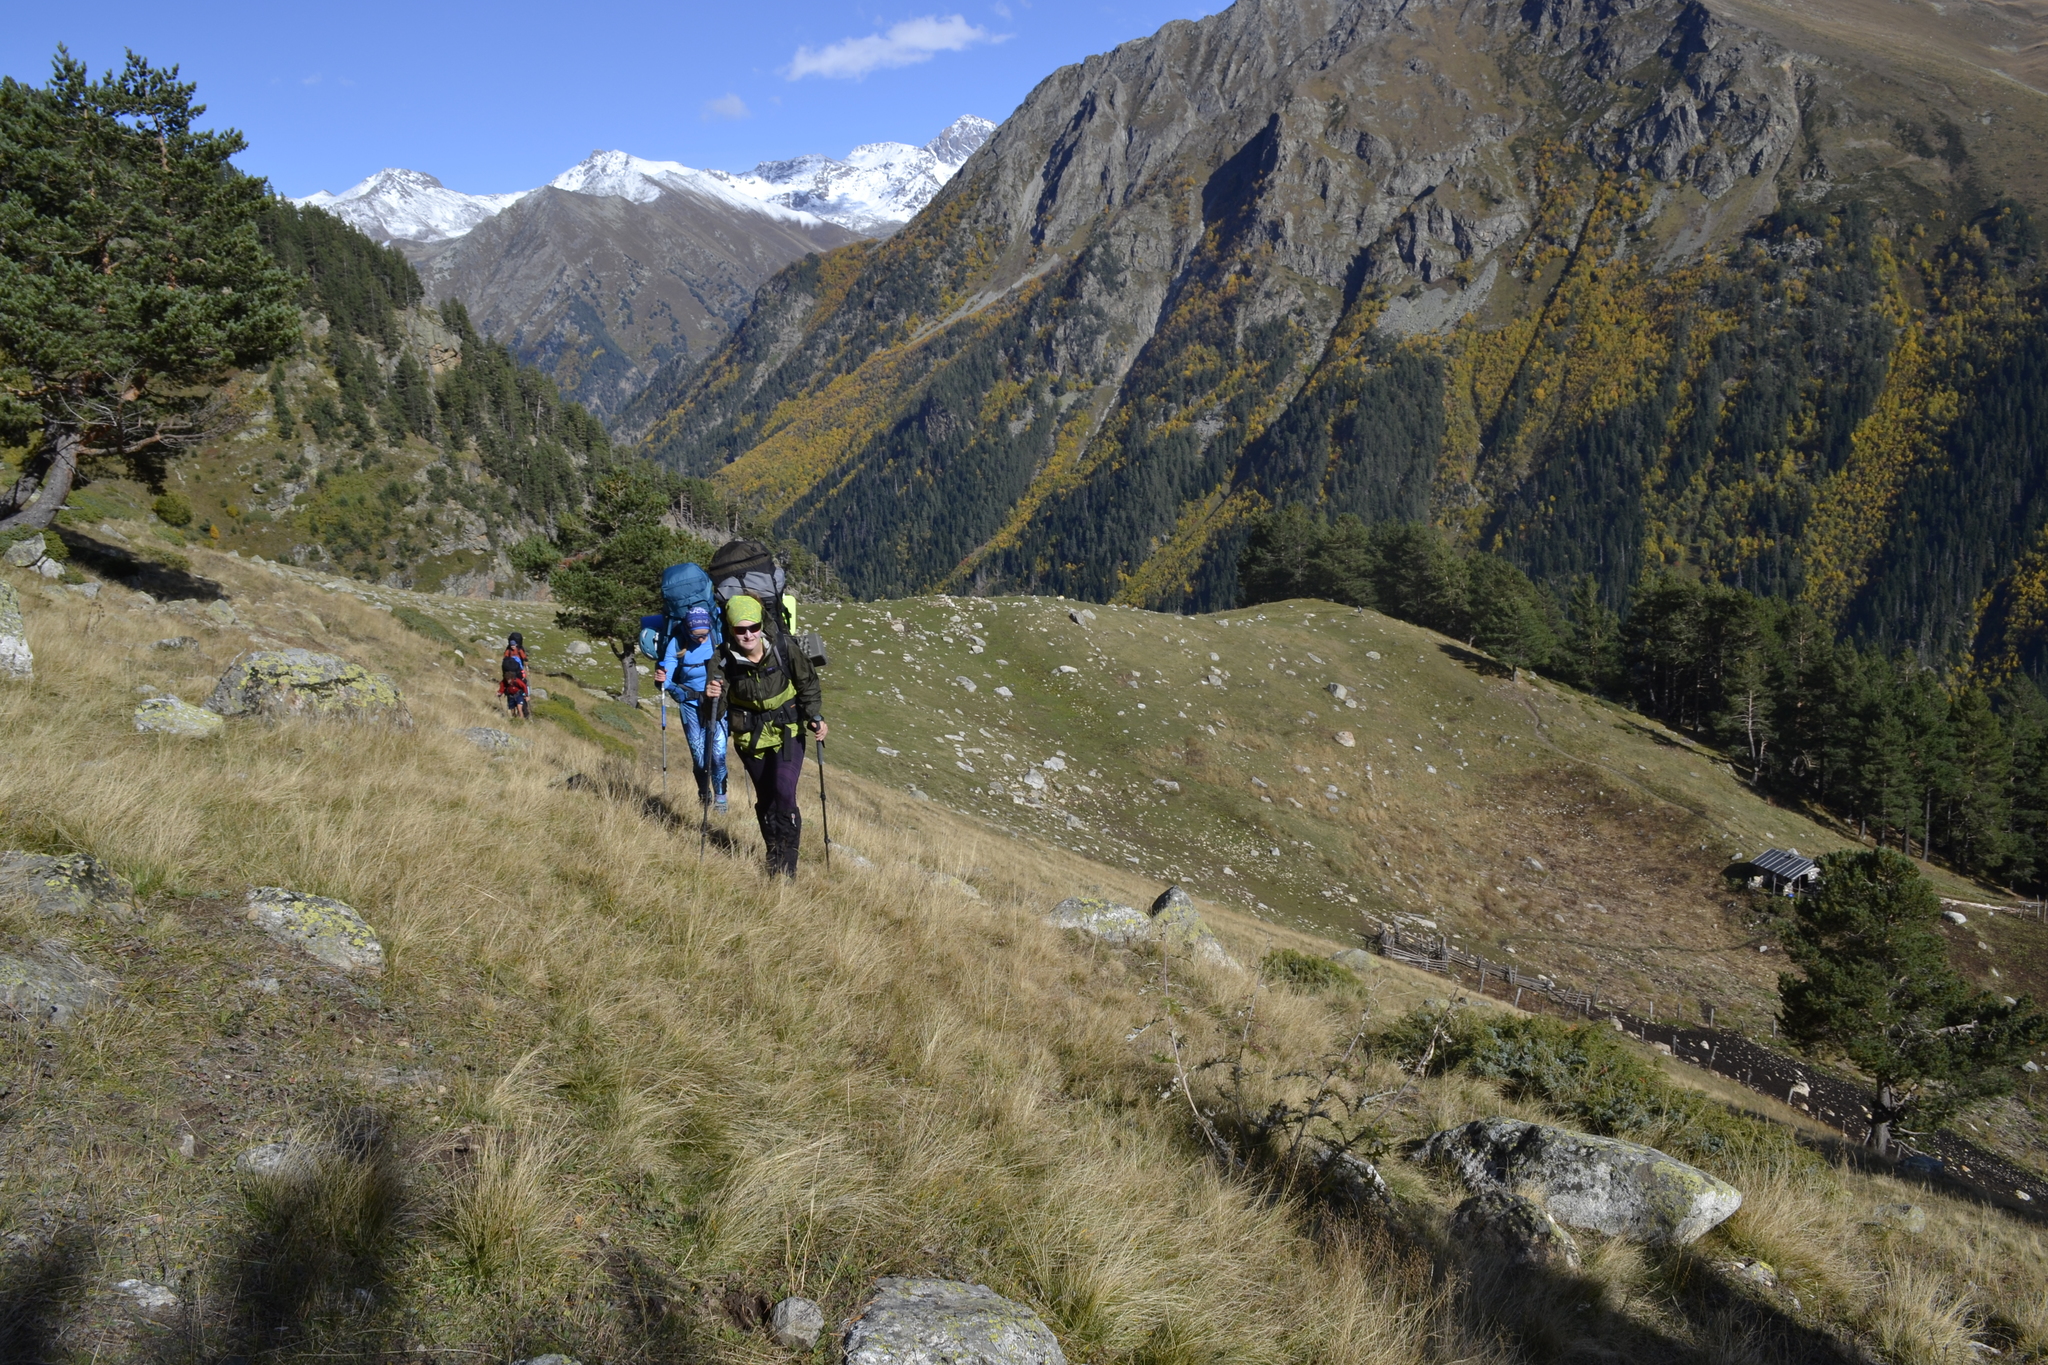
[8,547,2048,1361]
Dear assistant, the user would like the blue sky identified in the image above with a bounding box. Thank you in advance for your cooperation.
[4,0,1228,197]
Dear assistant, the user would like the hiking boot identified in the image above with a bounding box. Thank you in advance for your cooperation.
[713,793,728,814]
[779,811,802,878]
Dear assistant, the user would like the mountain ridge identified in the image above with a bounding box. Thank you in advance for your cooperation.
[295,115,996,242]
[293,116,993,423]
[631,0,2048,686]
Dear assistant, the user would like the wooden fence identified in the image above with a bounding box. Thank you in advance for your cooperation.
[1372,926,1601,1016]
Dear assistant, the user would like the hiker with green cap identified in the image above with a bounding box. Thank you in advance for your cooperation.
[704,594,827,878]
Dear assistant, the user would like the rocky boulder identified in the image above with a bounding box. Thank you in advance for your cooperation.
[244,888,385,974]
[1047,896,1152,945]
[845,1277,1066,1365]
[1418,1117,1741,1246]
[0,851,136,918]
[1149,885,1236,967]
[769,1295,825,1349]
[1449,1185,1582,1270]
[0,949,117,1026]
[204,649,409,725]
[134,696,224,737]
[0,579,29,680]
[1047,887,1237,966]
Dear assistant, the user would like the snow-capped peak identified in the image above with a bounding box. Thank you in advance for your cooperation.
[293,169,525,244]
[924,115,997,167]
[710,115,997,235]
[294,116,995,245]
[546,150,824,225]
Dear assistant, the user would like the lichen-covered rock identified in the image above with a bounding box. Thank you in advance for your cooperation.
[234,1140,320,1181]
[1331,948,1375,972]
[1048,888,1237,966]
[134,695,224,737]
[460,725,519,753]
[0,851,135,918]
[0,579,30,680]
[845,1277,1066,1365]
[1419,1118,1741,1246]
[1047,896,1151,945]
[0,949,117,1025]
[1148,885,1236,967]
[204,649,410,725]
[115,1279,179,1312]
[770,1295,825,1349]
[1872,1202,1926,1234]
[244,887,385,974]
[1450,1185,1582,1270]
[2,534,46,568]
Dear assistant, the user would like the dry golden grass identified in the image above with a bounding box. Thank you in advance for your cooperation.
[0,552,2044,1364]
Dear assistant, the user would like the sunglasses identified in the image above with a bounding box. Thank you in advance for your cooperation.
[732,622,764,635]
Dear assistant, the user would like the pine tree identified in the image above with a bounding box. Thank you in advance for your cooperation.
[0,49,297,531]
[1779,849,2046,1154]
[547,471,704,705]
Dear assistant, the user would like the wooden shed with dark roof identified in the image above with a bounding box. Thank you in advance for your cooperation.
[1726,848,1819,896]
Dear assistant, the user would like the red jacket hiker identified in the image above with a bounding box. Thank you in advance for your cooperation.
[498,633,530,715]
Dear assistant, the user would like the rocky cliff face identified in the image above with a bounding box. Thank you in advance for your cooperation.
[405,188,856,423]
[637,0,2048,668]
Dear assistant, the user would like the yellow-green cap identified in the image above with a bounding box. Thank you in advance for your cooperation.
[724,594,764,626]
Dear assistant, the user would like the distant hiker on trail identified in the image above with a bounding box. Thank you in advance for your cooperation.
[654,605,729,812]
[705,594,826,878]
[499,632,530,720]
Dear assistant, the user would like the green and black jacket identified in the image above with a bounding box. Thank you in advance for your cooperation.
[707,632,822,756]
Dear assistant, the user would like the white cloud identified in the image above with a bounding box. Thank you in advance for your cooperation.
[787,14,1001,80]
[701,92,751,121]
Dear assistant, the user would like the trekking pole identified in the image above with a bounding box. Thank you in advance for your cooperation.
[815,733,832,871]
[658,687,668,807]
[699,693,722,862]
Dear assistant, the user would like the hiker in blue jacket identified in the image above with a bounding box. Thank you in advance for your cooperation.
[654,605,728,812]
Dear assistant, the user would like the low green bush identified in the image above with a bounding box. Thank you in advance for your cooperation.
[1261,947,1358,993]
[532,695,631,756]
[1380,1009,1811,1169]
[392,605,457,646]
[153,491,193,527]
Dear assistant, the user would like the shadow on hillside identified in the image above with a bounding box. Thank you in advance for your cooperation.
[567,762,734,837]
[1433,641,1513,679]
[0,1223,96,1363]
[1345,1197,1861,1365]
[53,528,226,603]
[165,1106,407,1363]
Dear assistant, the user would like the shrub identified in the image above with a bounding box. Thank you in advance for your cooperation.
[1260,947,1357,993]
[153,491,193,527]
[1380,1009,1811,1169]
[391,605,457,646]
[532,694,632,756]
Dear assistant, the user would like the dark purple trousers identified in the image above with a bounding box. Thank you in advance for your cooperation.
[738,738,806,818]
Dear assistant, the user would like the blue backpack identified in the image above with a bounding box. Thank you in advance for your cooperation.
[638,562,721,663]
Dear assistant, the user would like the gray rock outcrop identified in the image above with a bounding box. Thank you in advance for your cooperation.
[0,580,30,680]
[205,649,410,725]
[0,851,136,918]
[1449,1185,1582,1270]
[1148,886,1236,967]
[1419,1117,1741,1246]
[134,696,224,737]
[1047,896,1152,945]
[844,1277,1066,1365]
[234,1140,321,1181]
[2,534,47,569]
[244,888,385,974]
[769,1295,825,1349]
[1047,886,1237,966]
[0,949,117,1026]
